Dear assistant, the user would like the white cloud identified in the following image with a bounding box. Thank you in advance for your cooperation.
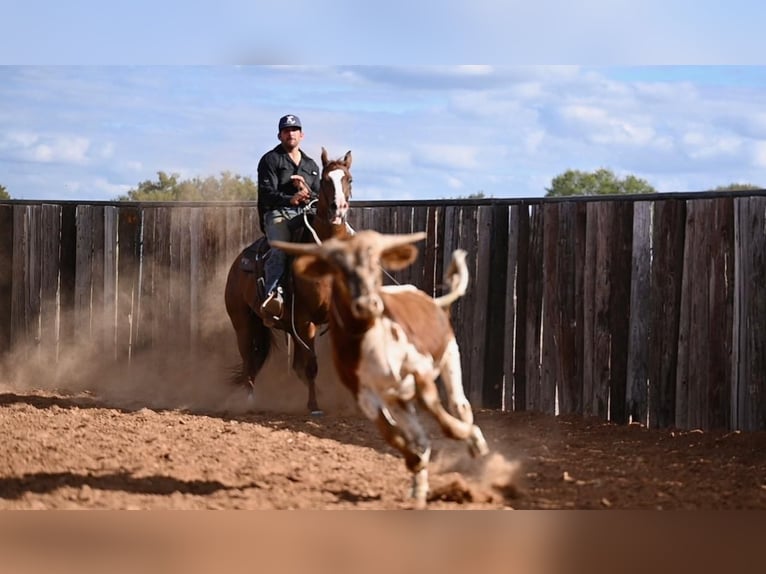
[1,131,91,164]
[682,131,743,160]
[413,144,481,171]
[559,104,657,146]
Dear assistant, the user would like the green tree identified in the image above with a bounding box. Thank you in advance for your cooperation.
[454,191,488,199]
[546,168,656,197]
[0,184,10,200]
[116,171,257,201]
[711,183,763,192]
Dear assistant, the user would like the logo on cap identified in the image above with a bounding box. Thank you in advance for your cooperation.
[279,114,302,130]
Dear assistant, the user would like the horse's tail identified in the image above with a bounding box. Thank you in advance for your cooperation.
[433,249,469,309]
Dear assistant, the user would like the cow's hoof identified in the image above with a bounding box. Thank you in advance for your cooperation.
[468,426,490,458]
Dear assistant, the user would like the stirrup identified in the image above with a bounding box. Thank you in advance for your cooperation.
[261,288,284,319]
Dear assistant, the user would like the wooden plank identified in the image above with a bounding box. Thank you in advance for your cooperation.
[583,202,611,419]
[247,206,262,242]
[395,206,413,285]
[556,202,581,416]
[75,205,95,342]
[525,204,544,411]
[411,205,429,289]
[25,205,43,357]
[152,207,172,351]
[197,207,226,347]
[346,205,362,232]
[706,197,734,429]
[0,205,12,355]
[171,206,192,351]
[513,204,530,411]
[189,208,202,351]
[116,206,141,362]
[461,206,481,403]
[648,200,686,429]
[10,206,27,351]
[573,202,587,416]
[433,205,445,297]
[675,200,696,429]
[541,202,560,415]
[225,206,244,256]
[482,203,509,410]
[502,205,520,412]
[626,201,652,425]
[468,205,492,407]
[135,207,155,351]
[103,207,118,359]
[90,206,106,348]
[732,197,766,431]
[39,204,62,360]
[422,206,440,296]
[58,205,77,356]
[608,201,634,425]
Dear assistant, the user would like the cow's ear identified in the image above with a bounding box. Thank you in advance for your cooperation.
[292,254,335,279]
[380,244,418,271]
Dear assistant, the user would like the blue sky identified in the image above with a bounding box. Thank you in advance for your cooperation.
[2,65,766,201]
[2,2,766,201]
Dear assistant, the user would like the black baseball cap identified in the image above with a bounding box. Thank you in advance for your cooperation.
[278,114,302,130]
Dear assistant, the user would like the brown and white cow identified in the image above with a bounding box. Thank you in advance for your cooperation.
[272,230,489,508]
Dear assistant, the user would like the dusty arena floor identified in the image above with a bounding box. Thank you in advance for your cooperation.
[1,335,765,510]
[1,391,765,510]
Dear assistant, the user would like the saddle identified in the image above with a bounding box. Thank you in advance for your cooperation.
[238,215,314,319]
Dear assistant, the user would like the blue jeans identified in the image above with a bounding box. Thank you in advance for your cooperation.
[262,208,302,294]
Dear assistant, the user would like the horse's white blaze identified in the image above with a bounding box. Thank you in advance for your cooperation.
[328,168,349,224]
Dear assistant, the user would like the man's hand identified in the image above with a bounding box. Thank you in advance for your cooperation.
[289,175,311,205]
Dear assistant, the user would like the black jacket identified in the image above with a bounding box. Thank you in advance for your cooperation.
[257,145,320,212]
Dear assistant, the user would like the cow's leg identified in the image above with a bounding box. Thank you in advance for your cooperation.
[438,338,475,425]
[358,389,431,508]
[415,371,489,458]
[291,321,322,415]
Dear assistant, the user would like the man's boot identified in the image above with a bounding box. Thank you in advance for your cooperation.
[261,286,283,319]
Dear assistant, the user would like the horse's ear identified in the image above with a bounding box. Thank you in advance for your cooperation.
[321,147,329,168]
[293,254,334,280]
[380,244,419,272]
[343,150,352,168]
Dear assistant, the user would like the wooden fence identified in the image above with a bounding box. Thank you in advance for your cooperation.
[1,193,766,431]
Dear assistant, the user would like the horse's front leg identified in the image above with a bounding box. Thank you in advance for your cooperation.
[291,321,322,415]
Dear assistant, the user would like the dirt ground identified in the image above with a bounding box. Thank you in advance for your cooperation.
[1,334,765,510]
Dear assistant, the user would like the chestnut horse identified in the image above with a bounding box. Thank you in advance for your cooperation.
[223,148,353,414]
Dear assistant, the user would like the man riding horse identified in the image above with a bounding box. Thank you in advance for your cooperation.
[257,114,321,323]
[225,116,353,414]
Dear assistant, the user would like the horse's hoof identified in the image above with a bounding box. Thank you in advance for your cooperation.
[309,409,324,417]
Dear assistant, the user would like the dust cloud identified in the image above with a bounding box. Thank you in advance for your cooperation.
[0,260,356,417]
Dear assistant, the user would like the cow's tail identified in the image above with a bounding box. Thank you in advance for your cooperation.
[434,249,469,308]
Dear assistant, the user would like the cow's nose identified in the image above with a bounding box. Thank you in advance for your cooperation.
[351,294,384,318]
